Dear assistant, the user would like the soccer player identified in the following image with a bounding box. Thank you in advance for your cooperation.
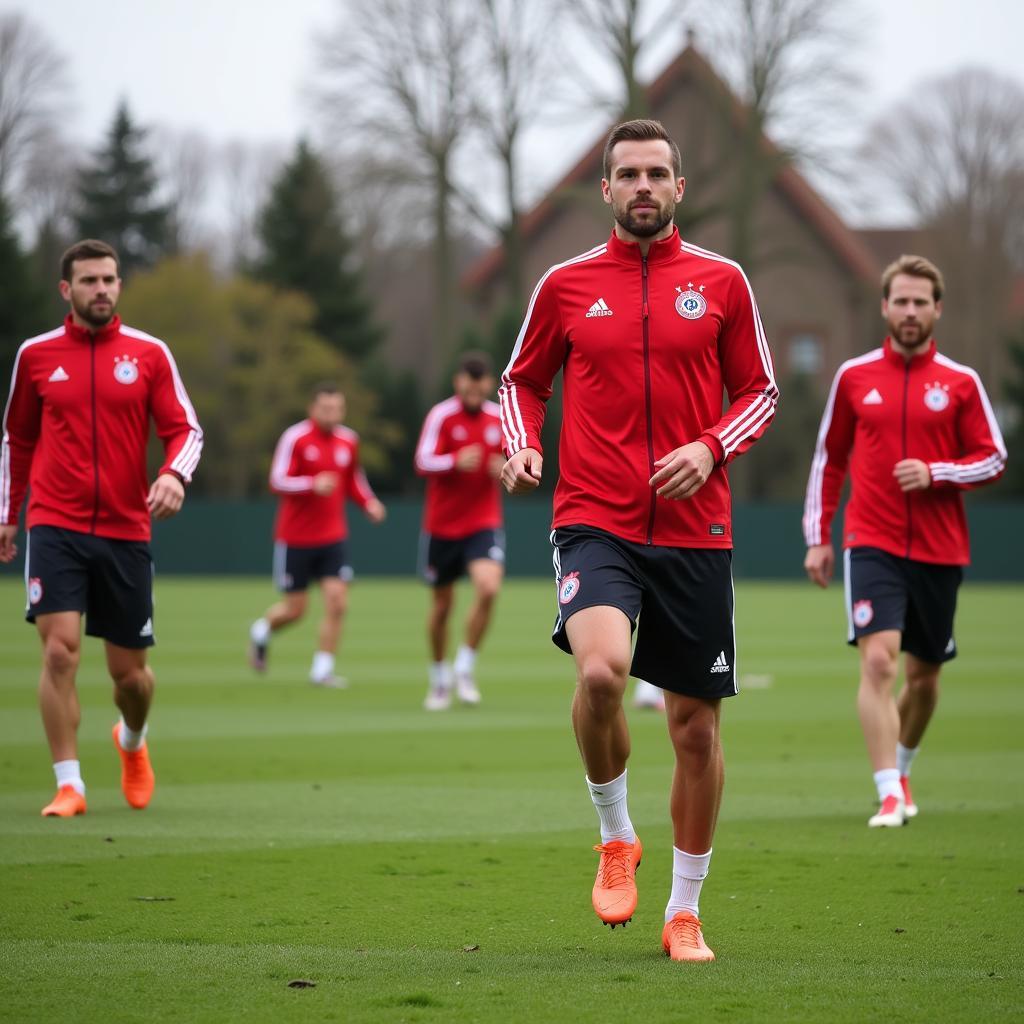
[803,254,1006,828]
[500,119,778,961]
[0,239,203,817]
[415,351,505,710]
[248,383,386,688]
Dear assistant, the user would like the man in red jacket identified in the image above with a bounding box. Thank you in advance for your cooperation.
[500,119,778,962]
[0,238,203,817]
[803,254,1006,828]
[248,383,386,688]
[414,351,505,710]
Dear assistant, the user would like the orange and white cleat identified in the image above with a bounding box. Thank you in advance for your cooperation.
[868,793,906,828]
[41,785,87,817]
[900,776,918,818]
[591,835,642,927]
[112,723,155,810]
[662,911,715,962]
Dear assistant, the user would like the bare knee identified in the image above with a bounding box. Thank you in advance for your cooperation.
[110,662,153,693]
[669,705,719,765]
[578,657,629,717]
[862,646,899,688]
[905,668,939,701]
[43,635,80,679]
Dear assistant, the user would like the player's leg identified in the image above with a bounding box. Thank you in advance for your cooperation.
[454,555,504,704]
[309,575,348,688]
[106,643,156,809]
[425,582,455,710]
[249,542,309,671]
[895,655,941,817]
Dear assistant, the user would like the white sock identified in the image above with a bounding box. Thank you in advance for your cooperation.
[665,847,712,922]
[118,718,148,752]
[429,661,452,690]
[586,769,636,844]
[453,645,476,677]
[896,743,918,777]
[53,759,85,796]
[250,617,271,644]
[310,651,335,681]
[873,768,902,802]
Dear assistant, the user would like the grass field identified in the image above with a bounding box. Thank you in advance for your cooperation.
[0,574,1022,1024]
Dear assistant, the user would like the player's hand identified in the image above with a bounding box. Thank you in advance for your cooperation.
[501,448,542,494]
[0,524,18,563]
[313,471,339,495]
[894,458,930,492]
[487,453,506,479]
[147,473,185,520]
[804,544,834,588]
[455,444,484,472]
[650,441,714,500]
[366,498,387,524]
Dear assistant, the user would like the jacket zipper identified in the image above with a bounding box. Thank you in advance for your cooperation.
[90,336,99,533]
[642,253,656,545]
[902,360,911,557]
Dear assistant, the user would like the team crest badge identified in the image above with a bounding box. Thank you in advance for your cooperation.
[486,425,501,446]
[28,577,43,605]
[334,447,351,467]
[675,282,707,320]
[923,382,950,412]
[853,599,873,628]
[113,354,139,384]
[558,571,581,605]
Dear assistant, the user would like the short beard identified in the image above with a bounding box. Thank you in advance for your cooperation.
[73,298,116,328]
[613,202,675,238]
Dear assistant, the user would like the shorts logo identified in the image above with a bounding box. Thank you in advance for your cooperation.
[488,545,505,562]
[675,282,707,320]
[710,650,731,673]
[924,382,950,412]
[139,617,153,638]
[28,577,43,605]
[113,355,139,384]
[853,599,874,628]
[558,571,581,605]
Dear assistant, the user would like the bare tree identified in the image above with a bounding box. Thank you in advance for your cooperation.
[863,68,1024,382]
[218,139,283,272]
[0,13,68,198]
[153,127,215,253]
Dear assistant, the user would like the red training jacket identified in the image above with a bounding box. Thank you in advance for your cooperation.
[1,315,203,541]
[270,419,377,546]
[500,228,778,547]
[802,338,1007,565]
[415,396,504,538]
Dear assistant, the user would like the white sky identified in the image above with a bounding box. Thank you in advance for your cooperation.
[6,0,1024,226]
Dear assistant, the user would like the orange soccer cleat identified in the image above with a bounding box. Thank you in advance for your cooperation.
[868,793,906,828]
[591,835,642,927]
[900,775,918,818]
[112,723,155,810]
[662,911,715,962]
[41,785,87,817]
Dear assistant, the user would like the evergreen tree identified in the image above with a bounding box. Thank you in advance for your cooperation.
[0,191,47,379]
[75,100,171,277]
[253,140,380,360]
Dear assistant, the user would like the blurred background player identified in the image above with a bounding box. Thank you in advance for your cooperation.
[632,678,665,711]
[249,383,386,688]
[803,254,1006,828]
[415,351,505,710]
[0,238,203,816]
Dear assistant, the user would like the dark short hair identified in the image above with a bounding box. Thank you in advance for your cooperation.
[61,239,120,282]
[602,119,682,180]
[457,351,493,380]
[881,254,945,302]
[310,381,341,401]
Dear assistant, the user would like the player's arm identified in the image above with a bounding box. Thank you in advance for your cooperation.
[149,343,203,519]
[498,271,567,495]
[915,373,1008,492]
[348,440,386,523]
[0,343,44,555]
[414,406,457,476]
[269,428,317,495]
[802,366,855,586]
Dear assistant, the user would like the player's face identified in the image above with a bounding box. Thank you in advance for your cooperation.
[309,392,345,431]
[602,140,684,242]
[60,257,121,328]
[454,372,494,413]
[882,274,942,353]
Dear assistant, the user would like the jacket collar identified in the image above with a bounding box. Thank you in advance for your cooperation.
[64,313,122,344]
[606,226,681,265]
[883,335,936,368]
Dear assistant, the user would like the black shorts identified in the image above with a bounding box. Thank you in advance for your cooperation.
[844,546,961,663]
[25,525,155,648]
[550,525,737,699]
[273,540,352,593]
[420,528,506,587]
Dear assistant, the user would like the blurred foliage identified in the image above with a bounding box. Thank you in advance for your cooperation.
[1000,321,1024,496]
[0,190,48,381]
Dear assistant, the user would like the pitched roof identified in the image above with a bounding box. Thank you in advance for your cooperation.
[465,43,879,291]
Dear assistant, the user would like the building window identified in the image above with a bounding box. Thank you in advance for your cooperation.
[788,333,824,375]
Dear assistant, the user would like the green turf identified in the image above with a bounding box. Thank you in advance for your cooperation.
[0,574,1021,1023]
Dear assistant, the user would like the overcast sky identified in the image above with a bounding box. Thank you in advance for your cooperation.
[6,0,1023,225]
